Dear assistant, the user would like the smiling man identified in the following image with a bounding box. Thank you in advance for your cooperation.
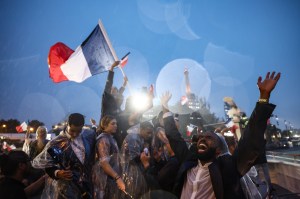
[161,71,280,199]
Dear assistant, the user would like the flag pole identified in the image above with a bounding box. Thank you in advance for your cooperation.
[118,52,130,77]
[121,52,130,60]
[118,66,133,95]
[118,52,133,94]
[118,65,126,77]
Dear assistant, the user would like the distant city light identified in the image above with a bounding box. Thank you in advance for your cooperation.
[293,134,300,138]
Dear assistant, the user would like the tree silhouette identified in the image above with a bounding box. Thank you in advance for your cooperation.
[0,119,21,133]
[28,120,45,133]
[0,119,44,133]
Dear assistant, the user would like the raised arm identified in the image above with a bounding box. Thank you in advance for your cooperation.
[237,71,280,176]
[119,76,128,95]
[101,61,121,119]
[104,61,120,93]
[160,92,191,164]
[257,71,280,101]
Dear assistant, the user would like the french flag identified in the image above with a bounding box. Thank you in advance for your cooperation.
[120,52,130,68]
[48,20,118,83]
[186,124,197,137]
[16,122,28,133]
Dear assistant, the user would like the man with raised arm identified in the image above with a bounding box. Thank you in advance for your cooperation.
[101,61,128,120]
[160,71,280,199]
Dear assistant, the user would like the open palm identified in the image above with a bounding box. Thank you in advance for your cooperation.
[257,71,281,98]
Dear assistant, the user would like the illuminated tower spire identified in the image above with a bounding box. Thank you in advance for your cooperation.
[184,68,191,96]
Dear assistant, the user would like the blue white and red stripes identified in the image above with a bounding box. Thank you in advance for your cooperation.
[48,20,118,83]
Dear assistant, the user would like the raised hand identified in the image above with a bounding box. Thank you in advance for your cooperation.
[110,61,120,71]
[160,91,172,108]
[90,118,96,126]
[257,71,281,99]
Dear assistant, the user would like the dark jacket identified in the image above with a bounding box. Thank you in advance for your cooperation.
[164,103,275,199]
[101,70,125,119]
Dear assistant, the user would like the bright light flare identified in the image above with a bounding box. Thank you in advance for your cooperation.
[46,134,52,140]
[131,93,150,111]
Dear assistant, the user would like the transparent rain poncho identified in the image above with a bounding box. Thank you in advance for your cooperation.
[32,132,94,199]
[240,166,269,199]
[121,124,150,199]
[216,133,267,199]
[92,132,123,199]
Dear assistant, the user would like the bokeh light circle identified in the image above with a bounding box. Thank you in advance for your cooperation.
[155,58,211,115]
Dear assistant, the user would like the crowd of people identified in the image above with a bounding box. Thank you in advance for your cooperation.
[0,61,281,199]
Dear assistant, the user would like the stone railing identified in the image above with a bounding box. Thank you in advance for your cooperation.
[267,152,300,194]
